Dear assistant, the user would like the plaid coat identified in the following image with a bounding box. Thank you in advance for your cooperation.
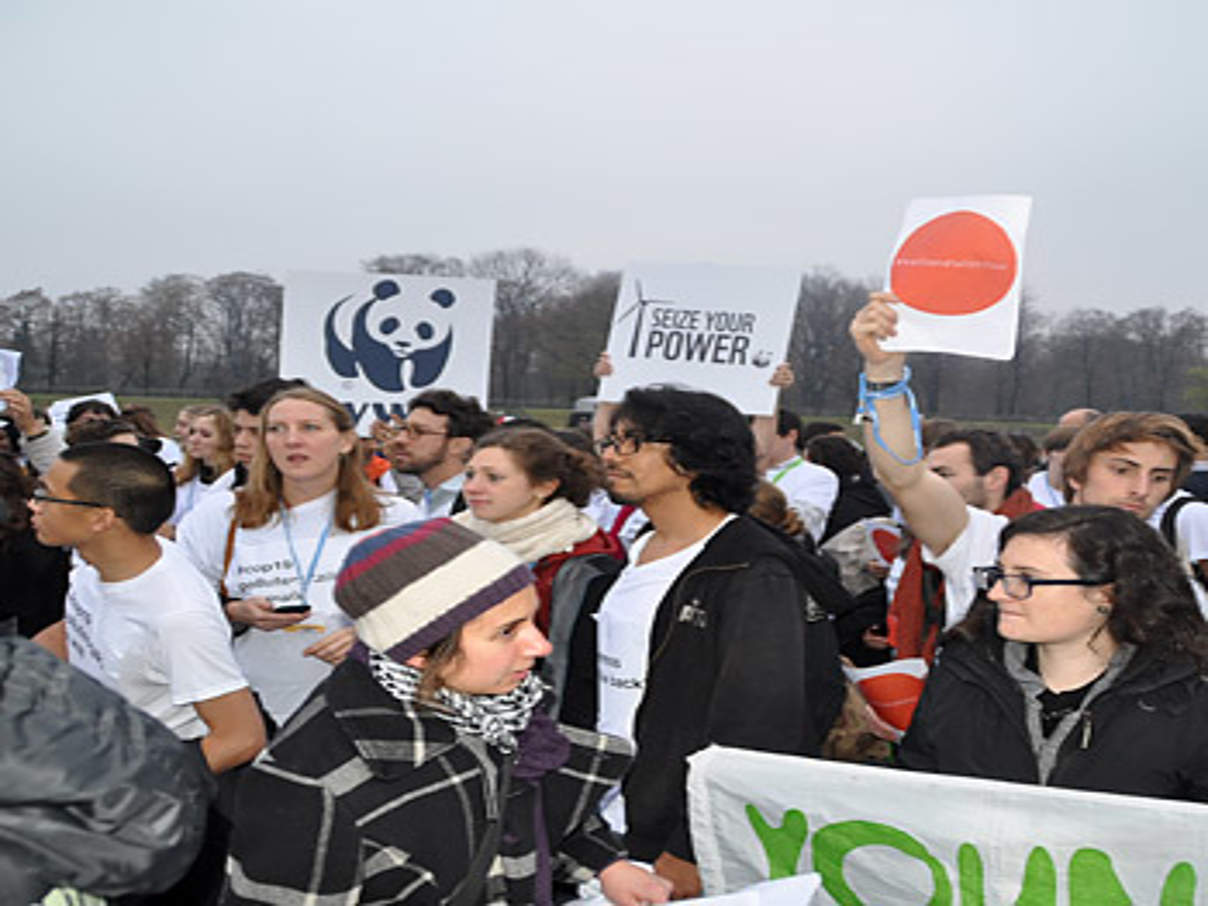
[223,659,631,905]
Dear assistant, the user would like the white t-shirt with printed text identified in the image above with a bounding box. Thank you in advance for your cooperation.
[177,489,417,724]
[595,514,734,833]
[65,538,248,741]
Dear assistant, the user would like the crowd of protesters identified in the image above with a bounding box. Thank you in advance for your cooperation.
[4,289,1208,903]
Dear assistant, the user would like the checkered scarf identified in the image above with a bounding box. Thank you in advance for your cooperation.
[367,650,546,753]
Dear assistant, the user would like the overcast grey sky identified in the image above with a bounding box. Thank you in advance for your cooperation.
[3,0,1204,314]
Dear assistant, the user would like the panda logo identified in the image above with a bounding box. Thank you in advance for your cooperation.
[323,280,456,392]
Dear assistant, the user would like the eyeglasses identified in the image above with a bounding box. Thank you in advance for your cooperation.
[29,488,107,509]
[398,423,449,440]
[974,566,1109,601]
[594,432,668,456]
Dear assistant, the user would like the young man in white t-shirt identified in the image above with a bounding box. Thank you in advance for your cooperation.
[581,386,844,899]
[31,443,265,771]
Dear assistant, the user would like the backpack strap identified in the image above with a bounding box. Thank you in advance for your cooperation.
[1160,495,1195,552]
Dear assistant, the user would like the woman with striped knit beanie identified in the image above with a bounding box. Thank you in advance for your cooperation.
[224,518,671,906]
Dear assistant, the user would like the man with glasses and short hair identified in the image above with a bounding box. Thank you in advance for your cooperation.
[565,385,845,899]
[29,443,265,903]
[384,389,495,517]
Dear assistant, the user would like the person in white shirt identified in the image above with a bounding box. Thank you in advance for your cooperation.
[178,386,418,726]
[850,293,1203,625]
[1026,425,1079,510]
[30,442,264,770]
[381,389,495,518]
[168,404,237,530]
[756,407,839,543]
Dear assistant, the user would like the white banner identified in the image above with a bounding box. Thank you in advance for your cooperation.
[596,262,799,415]
[688,746,1208,905]
[881,195,1032,361]
[280,270,495,432]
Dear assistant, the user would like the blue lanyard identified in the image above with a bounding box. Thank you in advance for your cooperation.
[280,500,334,609]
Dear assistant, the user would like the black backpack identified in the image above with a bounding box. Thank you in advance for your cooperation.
[1159,495,1208,592]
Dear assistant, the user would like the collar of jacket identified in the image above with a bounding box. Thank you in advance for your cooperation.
[943,630,1203,711]
[325,658,462,778]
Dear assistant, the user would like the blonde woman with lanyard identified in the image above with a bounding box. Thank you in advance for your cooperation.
[178,387,417,728]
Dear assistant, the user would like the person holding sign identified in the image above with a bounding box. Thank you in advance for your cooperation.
[178,387,417,727]
[849,294,1202,634]
[900,505,1208,801]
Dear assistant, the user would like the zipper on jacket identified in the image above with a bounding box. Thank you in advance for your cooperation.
[1080,710,1093,750]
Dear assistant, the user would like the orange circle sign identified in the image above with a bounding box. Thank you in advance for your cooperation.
[890,210,1017,316]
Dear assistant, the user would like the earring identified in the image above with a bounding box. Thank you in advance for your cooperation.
[1096,605,1110,615]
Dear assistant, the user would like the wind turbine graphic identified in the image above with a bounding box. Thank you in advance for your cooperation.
[615,279,675,358]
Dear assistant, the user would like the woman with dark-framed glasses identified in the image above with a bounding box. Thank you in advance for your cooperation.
[898,505,1208,801]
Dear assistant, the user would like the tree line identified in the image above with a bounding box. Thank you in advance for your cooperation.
[4,250,1206,420]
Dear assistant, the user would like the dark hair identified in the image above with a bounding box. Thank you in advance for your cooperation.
[0,454,32,543]
[1009,433,1041,474]
[65,399,117,425]
[806,435,867,482]
[408,390,494,441]
[992,506,1208,666]
[1178,413,1208,446]
[1062,412,1201,502]
[474,427,601,508]
[67,418,141,447]
[921,418,959,452]
[933,429,1024,495]
[60,443,175,534]
[801,421,845,446]
[611,386,756,513]
[775,408,803,440]
[227,377,308,416]
[1041,425,1080,454]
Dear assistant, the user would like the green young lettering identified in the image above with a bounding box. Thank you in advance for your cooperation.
[958,843,984,906]
[1160,862,1197,906]
[812,820,952,906]
[1014,847,1056,906]
[1067,849,1129,905]
[744,804,808,879]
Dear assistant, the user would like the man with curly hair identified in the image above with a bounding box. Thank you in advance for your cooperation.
[570,385,845,898]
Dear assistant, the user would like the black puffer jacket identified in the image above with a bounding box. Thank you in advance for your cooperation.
[899,630,1208,801]
[0,637,213,903]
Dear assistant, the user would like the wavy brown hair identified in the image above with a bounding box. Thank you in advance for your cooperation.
[473,427,603,508]
[234,387,384,531]
[175,406,235,484]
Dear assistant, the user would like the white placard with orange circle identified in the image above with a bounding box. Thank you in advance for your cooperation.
[881,195,1032,360]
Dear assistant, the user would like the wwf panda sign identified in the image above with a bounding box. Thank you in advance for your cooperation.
[281,271,495,431]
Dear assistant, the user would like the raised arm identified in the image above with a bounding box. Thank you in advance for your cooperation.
[849,293,968,556]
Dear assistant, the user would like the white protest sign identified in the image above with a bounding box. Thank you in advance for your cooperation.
[688,746,1207,905]
[280,271,496,432]
[47,392,120,429]
[596,262,799,415]
[0,349,21,390]
[881,195,1032,360]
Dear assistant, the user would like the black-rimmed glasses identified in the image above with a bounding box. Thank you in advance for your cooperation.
[594,432,668,456]
[974,566,1109,601]
[29,488,107,509]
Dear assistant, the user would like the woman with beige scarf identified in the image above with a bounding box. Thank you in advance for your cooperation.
[453,427,626,709]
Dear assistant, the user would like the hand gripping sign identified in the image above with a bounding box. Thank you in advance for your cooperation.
[881,195,1033,360]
